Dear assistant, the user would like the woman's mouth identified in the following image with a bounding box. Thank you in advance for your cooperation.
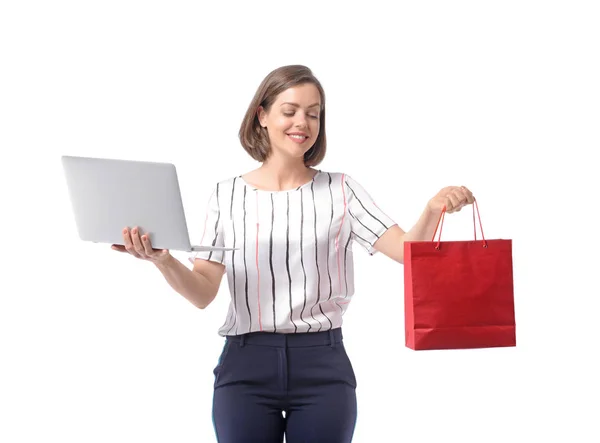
[287,133,309,144]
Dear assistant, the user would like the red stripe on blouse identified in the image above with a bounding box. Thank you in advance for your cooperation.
[335,174,347,296]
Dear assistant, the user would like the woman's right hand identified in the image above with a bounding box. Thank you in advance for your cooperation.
[111,227,172,264]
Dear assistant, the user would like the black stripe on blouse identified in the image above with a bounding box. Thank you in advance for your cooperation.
[310,181,329,331]
[243,185,252,332]
[345,180,389,230]
[299,188,311,331]
[269,194,276,333]
[208,183,220,261]
[286,193,298,333]
[226,178,237,335]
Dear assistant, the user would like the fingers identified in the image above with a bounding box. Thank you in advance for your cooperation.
[433,186,476,214]
[130,227,148,257]
[120,227,166,262]
[446,193,461,212]
[140,233,156,256]
[461,186,475,204]
[122,228,140,258]
[445,186,475,213]
[123,227,147,259]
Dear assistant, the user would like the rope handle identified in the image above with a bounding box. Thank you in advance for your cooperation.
[431,200,487,249]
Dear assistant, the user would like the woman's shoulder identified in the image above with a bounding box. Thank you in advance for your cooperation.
[315,170,358,184]
[212,174,243,188]
[315,170,346,180]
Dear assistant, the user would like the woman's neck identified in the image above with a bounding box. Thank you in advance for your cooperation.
[246,158,316,191]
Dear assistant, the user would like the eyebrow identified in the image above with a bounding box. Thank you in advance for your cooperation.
[280,102,321,109]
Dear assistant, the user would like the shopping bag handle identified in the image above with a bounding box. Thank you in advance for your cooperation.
[431,200,488,249]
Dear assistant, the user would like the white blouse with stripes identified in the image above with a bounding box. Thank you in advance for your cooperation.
[189,171,396,336]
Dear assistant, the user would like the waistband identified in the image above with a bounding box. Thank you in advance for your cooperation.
[225,327,343,348]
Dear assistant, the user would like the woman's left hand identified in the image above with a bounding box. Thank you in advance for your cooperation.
[428,186,475,214]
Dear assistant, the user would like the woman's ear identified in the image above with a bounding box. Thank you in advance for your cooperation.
[257,106,267,128]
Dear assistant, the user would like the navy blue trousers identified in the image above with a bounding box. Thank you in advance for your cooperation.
[211,327,357,443]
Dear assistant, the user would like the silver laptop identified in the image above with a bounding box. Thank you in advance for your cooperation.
[61,155,236,252]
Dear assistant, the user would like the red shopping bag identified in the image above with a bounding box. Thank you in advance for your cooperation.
[404,201,515,350]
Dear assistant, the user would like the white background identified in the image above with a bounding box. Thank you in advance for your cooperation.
[1,1,599,442]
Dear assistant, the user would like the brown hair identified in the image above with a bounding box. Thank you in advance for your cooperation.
[238,65,327,166]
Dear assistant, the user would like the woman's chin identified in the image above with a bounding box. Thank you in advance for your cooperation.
[282,145,311,159]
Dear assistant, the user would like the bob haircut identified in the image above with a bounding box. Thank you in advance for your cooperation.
[238,65,326,167]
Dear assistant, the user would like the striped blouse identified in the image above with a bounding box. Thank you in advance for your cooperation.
[189,171,396,336]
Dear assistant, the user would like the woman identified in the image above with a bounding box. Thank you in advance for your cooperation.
[112,65,474,443]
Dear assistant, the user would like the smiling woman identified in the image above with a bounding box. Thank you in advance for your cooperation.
[258,84,321,161]
[114,64,475,443]
[238,65,327,168]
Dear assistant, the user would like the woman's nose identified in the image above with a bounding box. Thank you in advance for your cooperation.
[294,116,308,128]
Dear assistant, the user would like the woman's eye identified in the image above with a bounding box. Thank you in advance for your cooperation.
[282,111,319,119]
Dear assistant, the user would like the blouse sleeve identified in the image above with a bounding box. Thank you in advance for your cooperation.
[188,184,225,265]
[344,175,396,256]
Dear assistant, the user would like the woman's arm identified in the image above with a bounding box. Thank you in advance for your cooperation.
[155,256,225,309]
[372,185,475,264]
[113,226,226,309]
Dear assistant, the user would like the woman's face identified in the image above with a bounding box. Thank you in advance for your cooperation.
[258,83,321,162]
